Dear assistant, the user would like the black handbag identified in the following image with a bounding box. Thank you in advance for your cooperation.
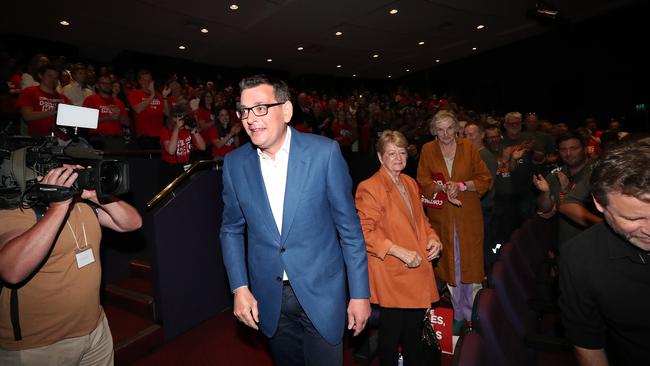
[422,308,442,365]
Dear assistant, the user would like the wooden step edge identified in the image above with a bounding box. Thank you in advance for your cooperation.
[129,260,152,276]
[105,284,154,303]
[114,324,163,351]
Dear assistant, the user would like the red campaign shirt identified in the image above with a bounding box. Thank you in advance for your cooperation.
[205,126,236,158]
[159,127,193,164]
[331,122,354,147]
[83,94,127,136]
[196,108,214,142]
[17,86,71,136]
[128,89,165,137]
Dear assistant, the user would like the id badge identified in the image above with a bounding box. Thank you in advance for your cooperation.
[75,247,96,269]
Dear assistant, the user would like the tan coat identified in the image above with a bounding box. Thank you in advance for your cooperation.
[417,139,491,284]
[356,168,440,308]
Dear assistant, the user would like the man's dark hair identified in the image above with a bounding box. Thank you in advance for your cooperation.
[70,62,86,74]
[37,63,60,77]
[239,74,290,102]
[137,69,152,80]
[591,139,650,206]
[556,131,586,149]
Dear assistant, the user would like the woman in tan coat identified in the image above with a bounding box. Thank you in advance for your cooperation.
[356,130,443,366]
[417,110,491,334]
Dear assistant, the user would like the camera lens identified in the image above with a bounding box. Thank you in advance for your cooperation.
[99,162,122,194]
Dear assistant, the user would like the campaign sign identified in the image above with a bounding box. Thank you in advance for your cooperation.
[430,306,454,354]
[420,172,447,208]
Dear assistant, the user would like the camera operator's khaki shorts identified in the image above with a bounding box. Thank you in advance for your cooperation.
[0,314,113,366]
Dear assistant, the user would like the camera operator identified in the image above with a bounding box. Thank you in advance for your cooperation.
[0,164,142,365]
[159,104,206,187]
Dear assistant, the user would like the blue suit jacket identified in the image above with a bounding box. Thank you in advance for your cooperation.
[220,127,370,344]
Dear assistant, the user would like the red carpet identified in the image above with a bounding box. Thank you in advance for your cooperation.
[135,309,452,366]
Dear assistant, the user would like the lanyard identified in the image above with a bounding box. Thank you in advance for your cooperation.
[66,205,89,251]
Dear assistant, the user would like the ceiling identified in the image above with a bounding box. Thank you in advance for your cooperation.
[1,0,639,79]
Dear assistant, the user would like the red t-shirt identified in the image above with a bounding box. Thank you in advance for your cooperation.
[17,86,71,136]
[128,89,165,137]
[196,108,214,142]
[331,122,354,147]
[159,127,193,164]
[83,94,127,136]
[205,126,236,158]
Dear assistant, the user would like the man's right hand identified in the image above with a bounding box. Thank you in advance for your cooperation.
[233,286,259,330]
[38,166,79,207]
[533,174,550,192]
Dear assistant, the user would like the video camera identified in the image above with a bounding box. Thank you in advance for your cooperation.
[0,105,130,209]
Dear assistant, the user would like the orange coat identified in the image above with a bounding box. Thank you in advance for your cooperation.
[417,139,491,284]
[355,167,440,308]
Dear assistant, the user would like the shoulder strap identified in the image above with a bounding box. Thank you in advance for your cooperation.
[2,206,46,342]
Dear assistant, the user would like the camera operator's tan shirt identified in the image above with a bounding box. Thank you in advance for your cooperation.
[0,202,103,350]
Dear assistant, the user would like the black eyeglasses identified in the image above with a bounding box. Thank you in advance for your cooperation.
[236,102,285,119]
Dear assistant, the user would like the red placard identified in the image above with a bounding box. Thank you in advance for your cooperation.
[430,306,454,354]
[421,172,447,209]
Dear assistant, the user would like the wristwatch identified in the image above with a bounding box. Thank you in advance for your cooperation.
[458,181,467,192]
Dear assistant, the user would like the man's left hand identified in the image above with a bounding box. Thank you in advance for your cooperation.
[347,298,371,336]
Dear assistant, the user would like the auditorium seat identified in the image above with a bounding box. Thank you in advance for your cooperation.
[452,330,483,366]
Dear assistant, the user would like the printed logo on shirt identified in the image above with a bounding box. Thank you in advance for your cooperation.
[39,96,64,112]
[177,135,192,157]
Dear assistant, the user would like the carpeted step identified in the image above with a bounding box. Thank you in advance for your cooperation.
[129,258,152,281]
[104,282,157,322]
[104,304,164,366]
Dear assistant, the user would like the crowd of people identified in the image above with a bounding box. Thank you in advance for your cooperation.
[1,53,648,366]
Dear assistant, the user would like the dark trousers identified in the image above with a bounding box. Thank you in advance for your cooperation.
[268,284,342,366]
[378,307,427,366]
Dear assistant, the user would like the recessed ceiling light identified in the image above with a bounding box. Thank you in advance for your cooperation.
[435,59,440,63]
[178,45,186,50]
[418,41,425,46]
[200,28,209,34]
[59,20,70,26]
[266,58,273,62]
[476,25,485,30]
[335,31,343,36]
[297,46,304,51]
[406,69,411,72]
[388,75,392,78]
[472,47,477,51]
[353,74,357,77]
[336,65,342,68]
[229,4,239,10]
[372,54,379,58]
[389,9,398,15]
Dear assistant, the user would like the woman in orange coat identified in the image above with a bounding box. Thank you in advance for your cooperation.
[417,110,491,334]
[356,130,443,366]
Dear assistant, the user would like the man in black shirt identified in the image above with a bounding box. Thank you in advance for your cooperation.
[559,139,650,365]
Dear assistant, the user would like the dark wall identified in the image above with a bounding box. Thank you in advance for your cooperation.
[401,2,649,131]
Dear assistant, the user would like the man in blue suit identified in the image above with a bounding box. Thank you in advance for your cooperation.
[220,75,371,366]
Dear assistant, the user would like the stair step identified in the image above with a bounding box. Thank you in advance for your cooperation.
[129,258,152,280]
[116,276,153,296]
[104,304,163,366]
[104,282,157,321]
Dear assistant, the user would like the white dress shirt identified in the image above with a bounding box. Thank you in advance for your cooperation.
[258,127,291,280]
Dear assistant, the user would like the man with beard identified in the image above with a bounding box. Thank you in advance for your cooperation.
[83,73,130,151]
[533,131,602,247]
[559,139,650,365]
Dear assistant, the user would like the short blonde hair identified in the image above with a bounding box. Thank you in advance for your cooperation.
[505,112,522,123]
[429,110,459,134]
[376,130,408,154]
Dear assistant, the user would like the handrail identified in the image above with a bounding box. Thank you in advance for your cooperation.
[147,160,222,210]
